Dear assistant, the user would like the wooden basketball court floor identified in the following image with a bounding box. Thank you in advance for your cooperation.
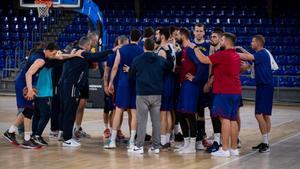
[0,96,299,169]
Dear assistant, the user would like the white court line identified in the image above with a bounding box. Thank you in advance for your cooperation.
[273,120,293,127]
[212,131,300,169]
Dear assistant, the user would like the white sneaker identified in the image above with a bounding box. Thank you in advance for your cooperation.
[148,147,160,154]
[196,141,205,150]
[127,141,135,149]
[174,137,189,152]
[128,146,144,154]
[104,139,116,149]
[57,131,64,141]
[230,149,239,156]
[178,138,196,154]
[211,148,230,157]
[174,142,184,149]
[49,131,58,138]
[63,138,81,147]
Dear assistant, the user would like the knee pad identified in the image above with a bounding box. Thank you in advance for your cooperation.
[22,108,34,119]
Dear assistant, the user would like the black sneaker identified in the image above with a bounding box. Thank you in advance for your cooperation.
[3,130,19,145]
[21,139,42,149]
[32,135,48,146]
[259,143,270,153]
[252,143,264,150]
[160,143,171,151]
[206,141,219,153]
[174,133,184,142]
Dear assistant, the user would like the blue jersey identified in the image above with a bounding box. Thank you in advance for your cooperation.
[16,50,46,89]
[193,41,210,83]
[254,49,273,85]
[118,43,144,87]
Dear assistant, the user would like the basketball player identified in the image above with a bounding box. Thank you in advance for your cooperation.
[236,35,274,153]
[105,29,143,149]
[192,32,242,157]
[138,27,154,47]
[103,35,129,139]
[205,28,224,153]
[3,43,80,149]
[169,26,184,142]
[155,27,175,150]
[193,23,211,150]
[175,28,203,154]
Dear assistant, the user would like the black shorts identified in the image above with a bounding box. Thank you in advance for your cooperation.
[79,83,89,99]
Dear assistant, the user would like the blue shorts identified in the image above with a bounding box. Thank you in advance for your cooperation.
[255,84,273,116]
[161,96,174,111]
[211,94,242,121]
[79,83,89,99]
[176,81,200,114]
[15,82,35,109]
[116,85,136,109]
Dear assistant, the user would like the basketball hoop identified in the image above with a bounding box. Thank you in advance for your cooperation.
[35,0,53,18]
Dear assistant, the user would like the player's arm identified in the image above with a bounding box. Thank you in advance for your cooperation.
[25,59,45,100]
[54,50,84,60]
[103,61,110,95]
[108,50,121,94]
[235,46,255,61]
[189,42,212,64]
[240,61,251,73]
[158,49,167,58]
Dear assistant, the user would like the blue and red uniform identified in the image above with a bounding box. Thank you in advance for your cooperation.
[115,43,144,109]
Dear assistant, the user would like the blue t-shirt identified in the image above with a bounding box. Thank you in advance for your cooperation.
[193,41,210,83]
[118,43,144,87]
[254,49,273,85]
[36,67,53,97]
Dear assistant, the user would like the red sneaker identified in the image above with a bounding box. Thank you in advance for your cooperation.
[103,128,111,138]
[202,138,212,148]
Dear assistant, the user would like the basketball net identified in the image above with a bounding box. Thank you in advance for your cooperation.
[35,0,53,18]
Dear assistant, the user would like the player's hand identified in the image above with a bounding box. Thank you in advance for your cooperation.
[185,73,195,82]
[108,82,114,94]
[73,49,84,58]
[123,64,130,73]
[235,46,246,53]
[112,45,122,52]
[203,82,211,93]
[188,42,196,49]
[104,85,110,95]
[25,88,37,101]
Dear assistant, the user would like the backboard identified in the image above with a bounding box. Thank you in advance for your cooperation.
[20,0,83,8]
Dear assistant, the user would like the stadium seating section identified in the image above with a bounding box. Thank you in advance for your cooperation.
[0,0,299,87]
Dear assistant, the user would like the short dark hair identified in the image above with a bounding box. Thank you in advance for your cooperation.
[45,42,60,51]
[130,29,142,42]
[79,36,91,47]
[253,34,265,46]
[223,32,237,45]
[157,27,170,40]
[143,27,154,38]
[179,27,190,39]
[144,38,155,50]
[212,27,224,35]
[195,23,205,31]
[169,25,179,34]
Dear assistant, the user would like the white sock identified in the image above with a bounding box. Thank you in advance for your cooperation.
[75,125,81,131]
[166,133,171,143]
[129,130,136,143]
[8,125,18,133]
[262,134,268,144]
[161,135,167,145]
[24,132,31,141]
[214,133,221,144]
[110,130,117,141]
[104,123,109,129]
[174,125,180,134]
